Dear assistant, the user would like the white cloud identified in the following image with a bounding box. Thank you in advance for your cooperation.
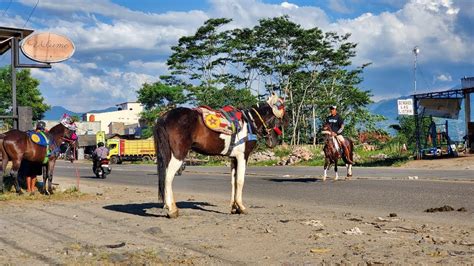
[281,2,299,9]
[435,74,452,82]
[208,0,329,29]
[2,0,470,111]
[328,0,472,68]
[30,63,157,112]
[328,0,352,14]
[128,60,168,76]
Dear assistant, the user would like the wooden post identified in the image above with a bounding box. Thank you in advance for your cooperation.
[465,92,471,152]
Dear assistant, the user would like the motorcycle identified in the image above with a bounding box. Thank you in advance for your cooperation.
[94,158,111,179]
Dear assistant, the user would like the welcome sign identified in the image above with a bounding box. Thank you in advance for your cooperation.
[21,32,75,63]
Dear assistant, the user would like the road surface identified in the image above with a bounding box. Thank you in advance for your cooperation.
[55,161,474,219]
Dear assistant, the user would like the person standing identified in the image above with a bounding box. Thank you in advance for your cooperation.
[19,121,47,194]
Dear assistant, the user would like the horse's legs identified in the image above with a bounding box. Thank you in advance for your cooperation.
[0,152,9,193]
[164,154,183,218]
[47,160,56,194]
[323,158,329,181]
[230,158,237,211]
[231,154,247,214]
[334,159,339,180]
[10,159,22,194]
[346,163,353,179]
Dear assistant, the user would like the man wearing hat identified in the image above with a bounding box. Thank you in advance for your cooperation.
[325,105,347,154]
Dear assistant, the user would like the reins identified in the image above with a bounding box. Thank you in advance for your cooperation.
[251,108,272,135]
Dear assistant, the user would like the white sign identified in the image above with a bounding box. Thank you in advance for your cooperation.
[397,99,414,115]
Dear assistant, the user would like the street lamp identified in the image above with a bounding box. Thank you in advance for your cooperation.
[413,46,420,94]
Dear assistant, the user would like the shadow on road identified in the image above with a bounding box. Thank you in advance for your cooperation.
[264,178,320,183]
[103,201,224,217]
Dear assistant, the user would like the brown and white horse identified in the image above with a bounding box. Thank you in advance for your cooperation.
[154,95,286,218]
[321,123,354,181]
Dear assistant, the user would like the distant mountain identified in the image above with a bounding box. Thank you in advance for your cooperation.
[43,106,117,120]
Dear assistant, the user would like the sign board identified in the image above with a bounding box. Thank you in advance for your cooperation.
[21,32,75,63]
[397,99,414,115]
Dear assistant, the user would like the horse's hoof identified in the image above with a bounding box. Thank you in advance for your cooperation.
[231,207,247,215]
[167,209,179,219]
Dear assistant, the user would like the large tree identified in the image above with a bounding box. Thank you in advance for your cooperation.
[0,66,50,124]
[162,16,383,144]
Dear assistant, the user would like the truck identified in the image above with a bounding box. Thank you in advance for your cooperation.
[106,138,156,164]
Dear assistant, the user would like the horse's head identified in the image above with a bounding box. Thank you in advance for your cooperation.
[253,94,287,148]
[321,123,334,142]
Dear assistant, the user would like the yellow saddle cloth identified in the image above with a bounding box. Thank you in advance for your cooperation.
[197,106,243,135]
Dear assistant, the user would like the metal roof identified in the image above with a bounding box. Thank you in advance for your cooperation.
[0,26,34,55]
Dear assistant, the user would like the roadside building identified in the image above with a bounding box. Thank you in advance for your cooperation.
[83,102,143,133]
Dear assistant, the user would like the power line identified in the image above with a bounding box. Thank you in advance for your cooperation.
[24,0,40,27]
[2,0,12,17]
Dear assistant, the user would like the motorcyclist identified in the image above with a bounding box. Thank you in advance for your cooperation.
[92,142,109,173]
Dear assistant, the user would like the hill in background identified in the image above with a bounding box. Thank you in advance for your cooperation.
[44,106,117,120]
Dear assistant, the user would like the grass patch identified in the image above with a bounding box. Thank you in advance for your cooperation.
[0,185,89,202]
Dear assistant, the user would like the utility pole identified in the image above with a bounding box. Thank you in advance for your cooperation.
[413,46,420,94]
[413,46,421,159]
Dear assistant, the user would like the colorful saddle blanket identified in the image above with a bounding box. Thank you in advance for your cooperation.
[197,106,243,135]
[27,131,49,147]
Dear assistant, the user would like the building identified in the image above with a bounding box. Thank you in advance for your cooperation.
[83,102,144,133]
[43,120,101,135]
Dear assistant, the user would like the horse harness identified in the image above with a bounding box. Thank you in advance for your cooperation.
[223,108,278,156]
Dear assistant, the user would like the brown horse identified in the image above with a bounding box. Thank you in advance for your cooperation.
[154,95,286,218]
[0,123,76,194]
[321,123,354,181]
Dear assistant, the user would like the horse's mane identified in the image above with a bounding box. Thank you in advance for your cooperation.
[49,123,65,135]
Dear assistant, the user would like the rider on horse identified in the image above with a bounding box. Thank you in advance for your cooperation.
[325,105,348,155]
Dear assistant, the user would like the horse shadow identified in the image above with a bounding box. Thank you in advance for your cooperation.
[265,177,321,183]
[103,201,224,217]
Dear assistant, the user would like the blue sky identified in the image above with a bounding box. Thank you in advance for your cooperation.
[0,0,472,112]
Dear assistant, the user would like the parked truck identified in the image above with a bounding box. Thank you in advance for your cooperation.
[106,138,155,164]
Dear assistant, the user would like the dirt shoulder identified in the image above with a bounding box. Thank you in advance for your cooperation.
[0,177,473,265]
[400,154,474,170]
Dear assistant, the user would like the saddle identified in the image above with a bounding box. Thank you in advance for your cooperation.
[196,106,243,135]
[27,130,51,164]
[27,131,49,147]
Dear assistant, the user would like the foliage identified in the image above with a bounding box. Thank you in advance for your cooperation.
[393,115,432,150]
[136,82,188,138]
[157,16,384,145]
[0,66,50,123]
[191,86,257,108]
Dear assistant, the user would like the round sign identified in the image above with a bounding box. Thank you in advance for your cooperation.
[21,32,75,63]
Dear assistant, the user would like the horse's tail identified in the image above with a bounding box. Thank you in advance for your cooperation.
[154,119,171,203]
[0,136,7,174]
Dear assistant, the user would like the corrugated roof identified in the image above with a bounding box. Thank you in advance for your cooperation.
[0,26,34,55]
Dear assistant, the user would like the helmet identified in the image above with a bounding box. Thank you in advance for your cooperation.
[329,105,337,110]
[97,142,104,147]
[36,121,46,130]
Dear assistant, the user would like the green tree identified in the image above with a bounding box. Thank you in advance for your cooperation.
[136,82,188,138]
[164,16,384,145]
[0,66,50,123]
[191,86,257,108]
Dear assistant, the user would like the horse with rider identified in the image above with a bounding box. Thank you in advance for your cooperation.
[321,105,354,180]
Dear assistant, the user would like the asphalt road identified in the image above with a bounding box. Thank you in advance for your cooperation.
[54,161,474,220]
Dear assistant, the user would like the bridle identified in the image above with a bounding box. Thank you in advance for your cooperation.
[247,106,283,138]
